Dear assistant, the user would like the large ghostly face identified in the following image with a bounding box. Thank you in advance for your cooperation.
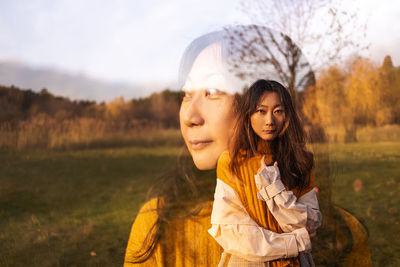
[179,43,237,170]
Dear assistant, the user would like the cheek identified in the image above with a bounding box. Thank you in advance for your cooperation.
[250,115,257,129]
[279,115,286,127]
[179,104,186,128]
[179,105,189,144]
[276,116,286,133]
[179,110,183,129]
[250,115,262,131]
[213,100,236,144]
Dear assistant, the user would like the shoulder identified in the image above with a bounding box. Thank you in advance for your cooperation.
[134,198,159,222]
[217,149,262,173]
[217,150,231,176]
[216,151,241,196]
[127,198,160,235]
[217,149,256,168]
[125,199,160,263]
[217,150,233,182]
[218,150,231,165]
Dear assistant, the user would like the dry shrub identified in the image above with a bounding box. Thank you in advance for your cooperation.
[0,115,182,150]
[356,124,400,142]
[317,125,400,144]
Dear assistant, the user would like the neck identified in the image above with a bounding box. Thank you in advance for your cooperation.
[257,140,272,154]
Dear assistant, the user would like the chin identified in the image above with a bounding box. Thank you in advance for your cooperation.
[191,154,218,170]
[261,135,277,142]
[193,160,217,170]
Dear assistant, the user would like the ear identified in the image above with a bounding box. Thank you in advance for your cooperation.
[278,117,290,137]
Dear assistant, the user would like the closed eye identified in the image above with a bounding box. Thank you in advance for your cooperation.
[205,88,224,98]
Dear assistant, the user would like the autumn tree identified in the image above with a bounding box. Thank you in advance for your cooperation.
[224,25,315,106]
[379,55,400,124]
[105,97,132,129]
[149,90,182,128]
[303,65,353,141]
[231,0,368,106]
[129,97,152,124]
[345,57,381,126]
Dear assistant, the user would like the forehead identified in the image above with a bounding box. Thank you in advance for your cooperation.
[182,42,244,94]
[258,91,282,106]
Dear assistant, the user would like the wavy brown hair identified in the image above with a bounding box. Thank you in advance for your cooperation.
[230,79,313,192]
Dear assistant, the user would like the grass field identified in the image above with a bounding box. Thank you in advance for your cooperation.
[0,146,182,266]
[1,142,399,266]
[327,142,400,266]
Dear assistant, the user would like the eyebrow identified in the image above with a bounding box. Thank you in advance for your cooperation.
[182,88,226,94]
[257,104,283,109]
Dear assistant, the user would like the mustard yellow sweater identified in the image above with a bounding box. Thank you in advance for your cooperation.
[216,149,315,267]
[124,198,223,266]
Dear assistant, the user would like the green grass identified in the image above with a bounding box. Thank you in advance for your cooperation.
[0,146,182,266]
[326,142,400,266]
[0,142,399,266]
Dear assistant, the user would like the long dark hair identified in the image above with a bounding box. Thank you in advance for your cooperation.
[127,93,241,263]
[230,79,313,192]
[126,147,216,262]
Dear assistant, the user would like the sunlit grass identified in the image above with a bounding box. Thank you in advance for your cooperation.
[0,142,399,266]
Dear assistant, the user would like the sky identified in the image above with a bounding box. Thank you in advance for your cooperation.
[0,0,399,100]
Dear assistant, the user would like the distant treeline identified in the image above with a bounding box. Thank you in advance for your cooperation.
[0,86,184,128]
[0,87,184,149]
[0,55,399,149]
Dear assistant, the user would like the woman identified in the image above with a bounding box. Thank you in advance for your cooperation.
[209,79,321,266]
[124,30,239,266]
[124,26,318,266]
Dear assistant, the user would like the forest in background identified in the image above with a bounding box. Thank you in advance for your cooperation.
[0,55,399,150]
[302,55,400,142]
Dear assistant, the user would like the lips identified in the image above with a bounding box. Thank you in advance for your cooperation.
[262,129,276,134]
[188,139,213,150]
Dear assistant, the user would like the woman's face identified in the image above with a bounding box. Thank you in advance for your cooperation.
[250,91,286,142]
[180,89,236,170]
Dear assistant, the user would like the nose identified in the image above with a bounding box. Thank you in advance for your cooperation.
[265,111,275,126]
[181,95,205,127]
